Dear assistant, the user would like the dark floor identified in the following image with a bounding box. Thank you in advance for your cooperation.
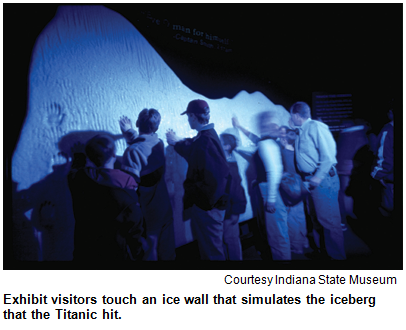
[175,215,402,270]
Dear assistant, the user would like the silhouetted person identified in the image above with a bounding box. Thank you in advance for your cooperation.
[336,119,370,230]
[345,127,380,255]
[371,106,394,217]
[68,134,146,262]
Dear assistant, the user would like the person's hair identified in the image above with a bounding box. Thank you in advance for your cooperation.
[257,111,273,127]
[256,111,279,138]
[220,133,237,152]
[136,108,161,134]
[279,125,290,132]
[85,134,116,167]
[387,98,395,121]
[192,109,210,125]
[290,102,311,119]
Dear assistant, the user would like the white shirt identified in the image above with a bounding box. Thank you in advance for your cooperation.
[295,119,337,181]
[258,138,283,203]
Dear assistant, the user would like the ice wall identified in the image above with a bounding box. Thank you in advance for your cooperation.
[12,5,291,260]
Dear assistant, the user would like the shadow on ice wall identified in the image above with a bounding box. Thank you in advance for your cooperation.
[11,5,290,260]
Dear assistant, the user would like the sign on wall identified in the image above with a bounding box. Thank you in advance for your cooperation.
[312,92,353,137]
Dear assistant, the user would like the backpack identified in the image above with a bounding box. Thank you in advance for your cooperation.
[279,172,308,206]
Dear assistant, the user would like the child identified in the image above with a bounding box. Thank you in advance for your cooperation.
[120,110,175,261]
[68,134,145,262]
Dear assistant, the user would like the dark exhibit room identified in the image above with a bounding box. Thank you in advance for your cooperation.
[4,3,402,270]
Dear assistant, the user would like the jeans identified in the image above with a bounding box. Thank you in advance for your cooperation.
[286,201,307,254]
[259,183,291,260]
[305,172,346,260]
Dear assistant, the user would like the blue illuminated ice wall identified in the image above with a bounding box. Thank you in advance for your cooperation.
[12,5,291,260]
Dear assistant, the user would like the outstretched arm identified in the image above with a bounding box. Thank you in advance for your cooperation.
[119,116,133,133]
[119,116,138,144]
[121,147,143,183]
[167,129,194,160]
[166,129,182,146]
[232,116,260,144]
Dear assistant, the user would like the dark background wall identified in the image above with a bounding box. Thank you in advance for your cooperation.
[111,4,402,121]
[5,3,402,177]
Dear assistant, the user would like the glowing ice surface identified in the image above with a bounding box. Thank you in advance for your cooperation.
[12,5,291,260]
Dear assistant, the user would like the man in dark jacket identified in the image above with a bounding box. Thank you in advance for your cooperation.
[68,134,146,263]
[166,99,230,260]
